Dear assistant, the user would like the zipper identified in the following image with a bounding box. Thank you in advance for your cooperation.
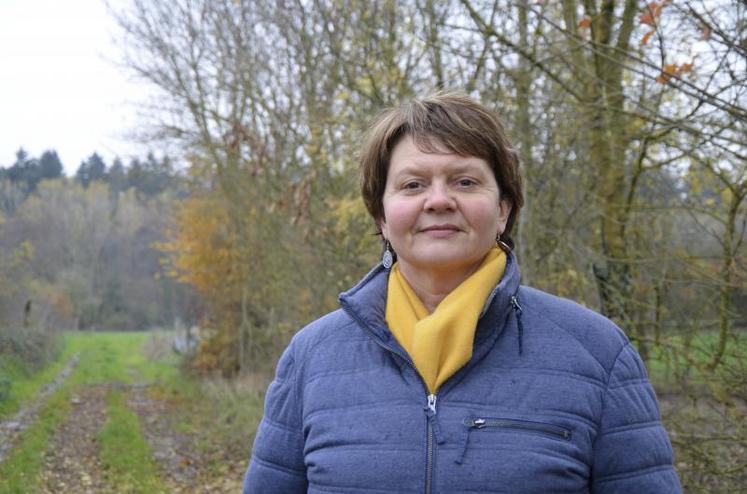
[426,414,434,494]
[509,295,522,313]
[425,393,437,494]
[510,294,524,355]
[455,417,571,465]
[427,394,437,414]
[464,417,571,440]
[340,300,440,494]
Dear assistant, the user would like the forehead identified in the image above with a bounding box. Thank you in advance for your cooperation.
[388,136,492,176]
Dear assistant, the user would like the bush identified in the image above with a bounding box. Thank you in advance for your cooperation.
[0,325,60,373]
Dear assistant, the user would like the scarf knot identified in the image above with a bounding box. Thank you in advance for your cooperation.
[385,247,507,393]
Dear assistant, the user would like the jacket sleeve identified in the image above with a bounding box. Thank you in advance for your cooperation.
[243,342,308,493]
[591,342,682,494]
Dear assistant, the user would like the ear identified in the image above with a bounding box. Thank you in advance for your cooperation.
[496,199,512,235]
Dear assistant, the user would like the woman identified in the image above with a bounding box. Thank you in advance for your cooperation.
[243,93,682,493]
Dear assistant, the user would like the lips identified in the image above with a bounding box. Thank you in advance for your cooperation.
[420,224,461,233]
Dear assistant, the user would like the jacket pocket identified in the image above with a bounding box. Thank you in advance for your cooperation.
[456,416,572,464]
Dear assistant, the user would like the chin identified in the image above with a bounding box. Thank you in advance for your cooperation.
[407,253,483,274]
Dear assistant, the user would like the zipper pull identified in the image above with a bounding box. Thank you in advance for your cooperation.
[427,394,437,415]
[464,417,487,429]
[510,295,525,355]
[457,417,484,465]
[510,295,523,314]
[425,394,445,445]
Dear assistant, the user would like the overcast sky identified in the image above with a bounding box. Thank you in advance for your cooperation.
[0,0,150,176]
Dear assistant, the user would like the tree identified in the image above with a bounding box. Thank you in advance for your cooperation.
[75,152,107,188]
[107,157,128,195]
[38,150,64,180]
[6,148,42,193]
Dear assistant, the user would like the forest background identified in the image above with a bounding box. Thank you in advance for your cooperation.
[0,0,745,492]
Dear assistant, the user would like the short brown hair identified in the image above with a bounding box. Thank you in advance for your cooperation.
[359,92,524,248]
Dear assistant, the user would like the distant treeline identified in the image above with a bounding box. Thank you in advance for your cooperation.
[0,148,198,339]
[0,148,179,203]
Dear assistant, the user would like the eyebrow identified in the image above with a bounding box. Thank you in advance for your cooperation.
[391,162,489,179]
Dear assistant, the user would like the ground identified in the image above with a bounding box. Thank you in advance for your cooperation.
[40,385,109,493]
[0,332,261,494]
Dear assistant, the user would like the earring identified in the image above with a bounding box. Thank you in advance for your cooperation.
[382,240,394,269]
[496,234,512,253]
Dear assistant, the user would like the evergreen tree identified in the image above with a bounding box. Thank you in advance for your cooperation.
[107,157,128,195]
[75,152,107,188]
[140,152,174,196]
[38,150,64,180]
[126,157,145,191]
[7,148,42,193]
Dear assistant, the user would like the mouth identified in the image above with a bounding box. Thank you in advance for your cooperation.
[420,224,461,234]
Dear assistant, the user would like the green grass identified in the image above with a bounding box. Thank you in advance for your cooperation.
[645,330,746,385]
[98,388,167,493]
[0,335,74,418]
[168,374,266,475]
[0,384,73,494]
[0,331,178,494]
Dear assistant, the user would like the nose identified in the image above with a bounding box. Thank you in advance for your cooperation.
[424,181,456,212]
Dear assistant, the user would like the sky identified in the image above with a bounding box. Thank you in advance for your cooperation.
[0,0,151,176]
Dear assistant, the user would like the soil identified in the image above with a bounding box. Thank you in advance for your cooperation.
[128,384,244,493]
[40,385,110,494]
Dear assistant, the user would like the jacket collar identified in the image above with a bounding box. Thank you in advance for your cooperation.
[339,252,522,357]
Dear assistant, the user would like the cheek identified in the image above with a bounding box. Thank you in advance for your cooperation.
[383,200,418,234]
[469,201,504,231]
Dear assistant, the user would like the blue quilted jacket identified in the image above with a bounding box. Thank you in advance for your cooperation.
[243,254,682,493]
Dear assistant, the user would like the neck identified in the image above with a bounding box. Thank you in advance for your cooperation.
[398,263,481,313]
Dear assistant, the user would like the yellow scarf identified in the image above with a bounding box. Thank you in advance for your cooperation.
[385,247,506,393]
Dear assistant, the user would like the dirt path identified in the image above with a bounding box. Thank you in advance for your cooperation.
[0,353,79,463]
[39,385,110,493]
[129,384,244,493]
[128,384,199,492]
[33,381,243,493]
[1,335,247,493]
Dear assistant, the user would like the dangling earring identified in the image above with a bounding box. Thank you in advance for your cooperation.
[382,240,394,269]
[496,234,512,253]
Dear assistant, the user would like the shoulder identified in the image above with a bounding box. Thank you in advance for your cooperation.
[518,286,630,375]
[282,308,377,375]
[285,308,357,351]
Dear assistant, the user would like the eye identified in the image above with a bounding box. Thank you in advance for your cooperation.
[403,181,423,190]
[457,178,477,187]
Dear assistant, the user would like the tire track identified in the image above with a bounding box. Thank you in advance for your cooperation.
[39,385,109,494]
[0,353,79,463]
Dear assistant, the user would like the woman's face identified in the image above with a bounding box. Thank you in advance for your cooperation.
[380,136,511,281]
